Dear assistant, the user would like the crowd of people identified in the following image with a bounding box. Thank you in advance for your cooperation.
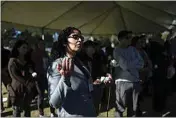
[1,26,176,117]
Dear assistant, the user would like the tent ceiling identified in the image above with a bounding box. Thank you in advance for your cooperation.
[1,1,176,35]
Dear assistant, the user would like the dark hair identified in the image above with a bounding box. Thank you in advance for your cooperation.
[164,40,171,54]
[83,40,96,49]
[35,38,44,48]
[118,30,132,40]
[10,40,28,58]
[50,27,81,62]
[139,35,146,39]
[131,36,140,47]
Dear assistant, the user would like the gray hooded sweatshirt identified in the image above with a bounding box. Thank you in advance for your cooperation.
[113,46,144,82]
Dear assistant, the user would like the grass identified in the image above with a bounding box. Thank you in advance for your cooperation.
[1,83,176,117]
[1,84,117,117]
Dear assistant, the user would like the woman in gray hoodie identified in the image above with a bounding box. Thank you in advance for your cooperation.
[47,27,96,117]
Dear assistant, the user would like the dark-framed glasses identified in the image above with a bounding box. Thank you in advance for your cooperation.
[68,35,84,41]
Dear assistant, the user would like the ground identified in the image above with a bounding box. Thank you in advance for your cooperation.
[1,84,176,117]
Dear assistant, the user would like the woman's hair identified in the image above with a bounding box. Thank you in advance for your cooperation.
[10,40,28,59]
[50,27,81,62]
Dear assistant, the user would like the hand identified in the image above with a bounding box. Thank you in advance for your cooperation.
[93,79,102,85]
[58,57,74,76]
[104,73,113,85]
[139,80,144,84]
[32,72,37,78]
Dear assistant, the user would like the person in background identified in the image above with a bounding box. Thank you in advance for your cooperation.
[170,36,176,92]
[131,36,153,92]
[77,40,112,116]
[166,57,175,96]
[149,41,170,113]
[131,36,153,116]
[1,40,12,112]
[8,40,16,51]
[113,30,144,117]
[92,41,111,112]
[8,40,36,117]
[31,39,56,117]
[47,27,96,117]
[164,41,175,96]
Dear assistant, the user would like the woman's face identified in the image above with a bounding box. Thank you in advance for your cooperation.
[18,44,28,56]
[67,30,83,52]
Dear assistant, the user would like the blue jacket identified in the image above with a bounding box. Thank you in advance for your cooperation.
[113,46,144,82]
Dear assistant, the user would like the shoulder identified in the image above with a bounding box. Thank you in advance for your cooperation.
[47,58,63,84]
[114,47,120,52]
[8,58,18,71]
[113,47,123,55]
[128,46,140,54]
[49,58,63,71]
[128,46,136,51]
[8,58,17,65]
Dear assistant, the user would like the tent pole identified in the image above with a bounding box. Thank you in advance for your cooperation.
[116,1,168,30]
[113,1,127,30]
[90,7,116,34]
[136,2,176,19]
[42,2,83,28]
[78,6,116,29]
[119,7,127,30]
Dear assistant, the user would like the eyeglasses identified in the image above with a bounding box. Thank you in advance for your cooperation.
[68,35,84,41]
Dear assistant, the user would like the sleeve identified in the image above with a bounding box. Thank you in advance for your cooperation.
[130,47,144,70]
[8,58,26,84]
[113,48,120,65]
[113,47,144,70]
[47,59,72,109]
[144,51,153,69]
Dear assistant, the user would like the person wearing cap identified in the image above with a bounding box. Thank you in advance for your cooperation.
[113,30,144,117]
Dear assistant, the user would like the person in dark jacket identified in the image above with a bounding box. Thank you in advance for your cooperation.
[8,40,36,117]
[149,41,170,112]
[31,39,50,117]
[78,40,113,116]
[77,40,102,115]
[131,36,153,116]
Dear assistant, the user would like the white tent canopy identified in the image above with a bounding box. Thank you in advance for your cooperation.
[1,1,176,36]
